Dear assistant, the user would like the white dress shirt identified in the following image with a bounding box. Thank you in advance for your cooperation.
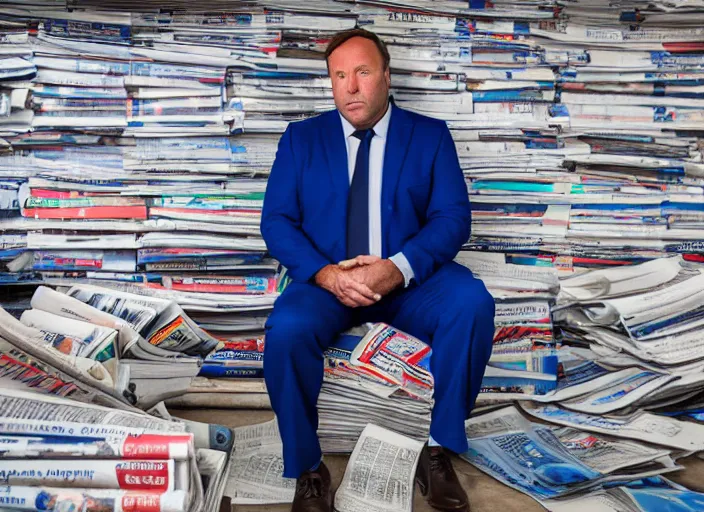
[339,103,415,287]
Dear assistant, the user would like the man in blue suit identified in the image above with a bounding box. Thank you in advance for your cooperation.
[261,28,495,512]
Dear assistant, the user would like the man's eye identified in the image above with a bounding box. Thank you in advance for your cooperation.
[360,70,369,76]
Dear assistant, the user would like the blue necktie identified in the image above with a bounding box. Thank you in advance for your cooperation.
[347,128,375,259]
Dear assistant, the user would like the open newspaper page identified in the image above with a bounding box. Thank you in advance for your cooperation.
[334,424,424,512]
[547,427,671,477]
[462,406,601,501]
[225,419,295,505]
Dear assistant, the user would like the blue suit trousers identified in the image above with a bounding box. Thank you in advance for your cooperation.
[263,261,495,478]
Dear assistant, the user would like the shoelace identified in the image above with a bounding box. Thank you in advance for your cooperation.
[428,450,454,481]
[297,474,324,499]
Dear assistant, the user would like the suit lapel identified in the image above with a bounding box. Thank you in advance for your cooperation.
[320,110,349,260]
[381,105,414,257]
[321,110,349,200]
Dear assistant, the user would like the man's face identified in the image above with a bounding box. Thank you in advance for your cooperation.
[328,36,391,130]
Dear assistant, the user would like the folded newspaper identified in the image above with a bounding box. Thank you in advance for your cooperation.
[62,284,221,358]
[21,285,219,407]
[349,323,434,401]
[0,304,131,408]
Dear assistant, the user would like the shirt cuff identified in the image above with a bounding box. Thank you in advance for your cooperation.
[389,252,415,288]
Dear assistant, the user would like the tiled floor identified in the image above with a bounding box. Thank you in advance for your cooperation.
[173,408,704,512]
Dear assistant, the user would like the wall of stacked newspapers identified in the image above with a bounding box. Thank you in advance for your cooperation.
[1,0,704,510]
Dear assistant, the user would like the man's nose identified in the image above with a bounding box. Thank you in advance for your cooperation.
[346,73,358,94]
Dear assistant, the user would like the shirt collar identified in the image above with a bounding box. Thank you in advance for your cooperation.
[339,100,392,140]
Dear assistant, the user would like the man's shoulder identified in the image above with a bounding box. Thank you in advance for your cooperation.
[286,109,338,134]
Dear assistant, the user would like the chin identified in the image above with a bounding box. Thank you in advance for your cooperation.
[346,110,369,125]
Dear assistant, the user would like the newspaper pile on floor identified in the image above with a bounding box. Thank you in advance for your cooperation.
[318,323,433,454]
[1,280,226,408]
[166,323,436,437]
[220,324,433,505]
[551,256,704,420]
[463,405,704,511]
[465,255,704,438]
[0,387,234,512]
[0,277,235,511]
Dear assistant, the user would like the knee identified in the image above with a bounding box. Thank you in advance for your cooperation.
[264,310,327,360]
[265,312,304,359]
[448,277,495,323]
[473,282,495,321]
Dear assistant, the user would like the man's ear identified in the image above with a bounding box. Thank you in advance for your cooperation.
[384,67,391,88]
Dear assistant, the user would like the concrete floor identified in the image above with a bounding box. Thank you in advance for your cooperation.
[172,408,704,512]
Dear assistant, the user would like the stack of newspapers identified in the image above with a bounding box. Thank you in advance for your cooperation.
[318,323,433,453]
[0,274,236,511]
[551,256,704,418]
[464,255,704,418]
[0,280,226,408]
[0,387,234,512]
[215,400,704,510]
[0,4,280,350]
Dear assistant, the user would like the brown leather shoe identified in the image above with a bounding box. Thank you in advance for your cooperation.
[416,444,469,512]
[291,461,333,512]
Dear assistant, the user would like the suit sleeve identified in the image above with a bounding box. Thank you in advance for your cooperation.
[261,123,332,282]
[400,122,471,284]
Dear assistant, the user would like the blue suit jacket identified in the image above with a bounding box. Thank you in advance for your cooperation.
[261,104,471,285]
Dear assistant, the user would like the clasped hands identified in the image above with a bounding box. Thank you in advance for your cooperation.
[314,255,404,308]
